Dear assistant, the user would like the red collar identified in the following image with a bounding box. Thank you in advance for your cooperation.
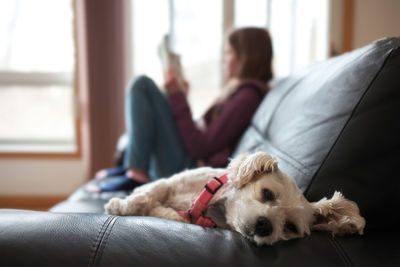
[188,174,228,228]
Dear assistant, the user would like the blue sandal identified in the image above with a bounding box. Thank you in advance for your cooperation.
[104,166,127,177]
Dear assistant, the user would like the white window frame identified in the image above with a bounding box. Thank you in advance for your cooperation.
[0,1,79,157]
[0,71,79,156]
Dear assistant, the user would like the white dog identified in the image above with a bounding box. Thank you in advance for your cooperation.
[105,152,365,246]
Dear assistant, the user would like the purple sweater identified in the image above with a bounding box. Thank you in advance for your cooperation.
[168,80,268,167]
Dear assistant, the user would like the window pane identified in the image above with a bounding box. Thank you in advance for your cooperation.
[234,0,329,78]
[269,0,294,77]
[293,0,329,70]
[0,0,76,153]
[173,0,223,117]
[0,86,76,152]
[234,0,268,28]
[131,0,223,117]
[0,0,74,72]
[269,0,329,77]
[131,0,170,86]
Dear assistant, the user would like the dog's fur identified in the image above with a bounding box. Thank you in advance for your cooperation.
[105,152,366,245]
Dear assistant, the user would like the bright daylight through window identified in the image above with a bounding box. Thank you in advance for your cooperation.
[235,0,329,77]
[131,0,222,118]
[0,0,76,153]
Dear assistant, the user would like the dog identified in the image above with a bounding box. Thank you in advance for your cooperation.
[105,152,366,246]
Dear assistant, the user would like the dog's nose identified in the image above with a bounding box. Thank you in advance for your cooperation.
[255,217,273,237]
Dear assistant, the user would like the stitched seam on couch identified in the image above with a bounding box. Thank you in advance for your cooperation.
[304,47,396,196]
[93,216,119,267]
[88,216,118,267]
[328,236,354,267]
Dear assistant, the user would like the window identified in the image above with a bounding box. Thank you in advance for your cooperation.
[0,0,77,154]
[130,0,329,115]
[131,0,222,117]
[131,0,170,87]
[234,0,268,28]
[235,0,330,77]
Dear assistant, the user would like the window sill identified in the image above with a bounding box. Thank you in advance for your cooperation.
[0,152,81,159]
[0,146,80,159]
[0,141,81,158]
[0,195,68,211]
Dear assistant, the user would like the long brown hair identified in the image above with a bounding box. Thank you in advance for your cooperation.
[229,27,273,82]
[220,27,273,100]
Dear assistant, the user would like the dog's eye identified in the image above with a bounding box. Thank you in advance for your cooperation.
[285,222,298,234]
[262,189,275,201]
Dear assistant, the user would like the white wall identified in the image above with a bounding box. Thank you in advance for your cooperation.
[353,0,400,49]
[0,158,85,196]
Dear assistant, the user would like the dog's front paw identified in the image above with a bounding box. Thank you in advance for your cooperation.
[105,198,123,215]
[343,214,366,235]
[105,194,150,216]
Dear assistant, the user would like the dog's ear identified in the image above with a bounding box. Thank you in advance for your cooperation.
[311,191,366,235]
[227,152,278,188]
[205,198,230,229]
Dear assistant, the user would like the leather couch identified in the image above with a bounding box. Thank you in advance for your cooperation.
[1,37,399,267]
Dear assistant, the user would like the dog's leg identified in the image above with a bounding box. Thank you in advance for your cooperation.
[105,178,171,216]
[105,167,220,218]
[312,191,366,235]
[148,205,189,223]
[105,194,148,216]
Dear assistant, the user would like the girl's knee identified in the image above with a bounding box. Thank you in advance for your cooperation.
[134,75,153,86]
[126,75,164,105]
[128,75,156,94]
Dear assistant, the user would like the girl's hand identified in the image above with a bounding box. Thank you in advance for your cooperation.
[181,80,190,95]
[164,67,189,95]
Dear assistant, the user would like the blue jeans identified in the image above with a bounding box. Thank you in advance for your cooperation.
[123,75,196,180]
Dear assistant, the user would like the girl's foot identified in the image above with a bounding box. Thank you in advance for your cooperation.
[95,166,127,180]
[86,175,143,193]
[126,168,151,183]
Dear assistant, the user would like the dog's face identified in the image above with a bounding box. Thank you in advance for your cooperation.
[226,169,314,245]
[217,152,365,246]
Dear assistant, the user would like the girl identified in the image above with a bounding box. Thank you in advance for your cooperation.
[88,27,273,192]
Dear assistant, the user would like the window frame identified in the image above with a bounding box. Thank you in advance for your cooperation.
[0,71,81,159]
[0,1,81,159]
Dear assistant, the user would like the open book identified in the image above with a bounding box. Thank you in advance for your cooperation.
[158,35,185,82]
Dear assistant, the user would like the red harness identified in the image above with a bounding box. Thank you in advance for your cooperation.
[185,174,228,228]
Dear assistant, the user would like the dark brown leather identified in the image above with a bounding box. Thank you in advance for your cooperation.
[1,210,399,267]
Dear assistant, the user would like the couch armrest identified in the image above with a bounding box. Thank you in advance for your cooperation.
[0,209,398,267]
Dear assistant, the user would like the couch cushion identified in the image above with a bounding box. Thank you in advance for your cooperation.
[234,37,400,191]
[1,209,399,267]
[50,177,130,213]
[234,37,400,231]
[305,39,400,231]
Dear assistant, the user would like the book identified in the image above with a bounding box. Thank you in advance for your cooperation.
[158,34,185,82]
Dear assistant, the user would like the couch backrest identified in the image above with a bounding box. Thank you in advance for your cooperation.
[234,37,400,230]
